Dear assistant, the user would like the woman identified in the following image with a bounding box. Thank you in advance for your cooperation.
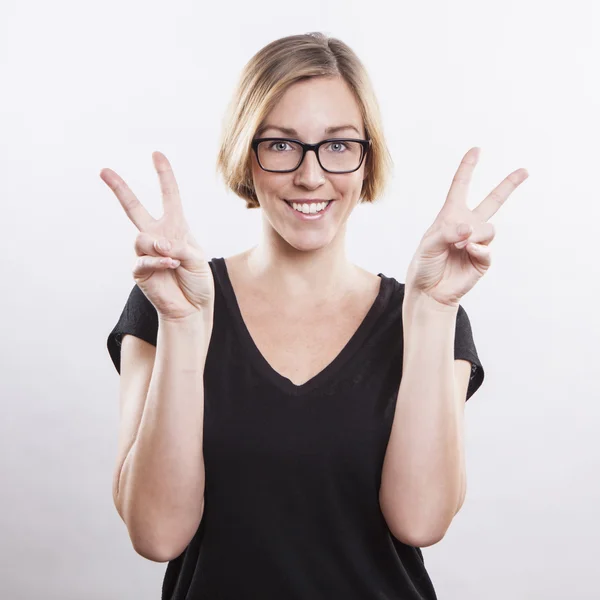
[103,32,526,600]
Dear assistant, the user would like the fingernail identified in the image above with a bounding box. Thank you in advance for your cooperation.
[157,239,171,251]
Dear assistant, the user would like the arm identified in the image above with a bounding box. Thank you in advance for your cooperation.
[379,290,472,548]
[115,314,211,562]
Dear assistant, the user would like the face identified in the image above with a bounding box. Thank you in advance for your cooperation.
[250,76,368,252]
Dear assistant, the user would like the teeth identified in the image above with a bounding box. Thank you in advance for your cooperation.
[291,201,330,214]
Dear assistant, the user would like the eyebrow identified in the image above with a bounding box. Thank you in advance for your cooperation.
[255,124,362,138]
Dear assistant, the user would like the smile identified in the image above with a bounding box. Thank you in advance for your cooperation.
[284,199,333,220]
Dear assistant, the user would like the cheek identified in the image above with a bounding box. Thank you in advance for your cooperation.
[251,156,284,195]
[250,156,263,187]
[333,172,364,197]
[251,163,271,198]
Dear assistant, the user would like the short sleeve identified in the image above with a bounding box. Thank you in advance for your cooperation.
[107,284,159,375]
[454,303,485,401]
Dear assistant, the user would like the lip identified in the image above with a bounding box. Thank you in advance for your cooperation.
[284,199,334,220]
[286,199,330,203]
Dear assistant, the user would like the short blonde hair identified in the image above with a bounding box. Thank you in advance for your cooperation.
[216,32,393,209]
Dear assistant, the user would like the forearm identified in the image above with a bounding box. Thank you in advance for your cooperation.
[379,291,464,546]
[118,314,212,560]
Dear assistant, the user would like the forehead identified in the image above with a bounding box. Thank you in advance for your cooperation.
[259,76,365,139]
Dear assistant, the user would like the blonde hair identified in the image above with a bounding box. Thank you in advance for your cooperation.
[216,32,393,209]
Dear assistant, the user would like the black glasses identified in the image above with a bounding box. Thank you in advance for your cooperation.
[251,137,371,173]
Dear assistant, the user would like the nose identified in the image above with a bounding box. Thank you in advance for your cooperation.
[293,148,326,189]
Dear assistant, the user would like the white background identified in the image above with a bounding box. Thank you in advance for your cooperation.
[1,0,598,598]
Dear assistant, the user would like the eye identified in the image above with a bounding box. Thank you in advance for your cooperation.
[325,141,349,153]
[268,141,293,152]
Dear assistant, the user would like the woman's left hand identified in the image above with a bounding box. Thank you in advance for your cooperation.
[404,147,529,309]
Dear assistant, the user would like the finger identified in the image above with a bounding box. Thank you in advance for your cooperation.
[134,232,163,257]
[152,151,184,219]
[100,168,156,231]
[422,220,473,254]
[442,147,481,212]
[158,237,204,264]
[132,255,180,279]
[472,168,529,222]
[465,242,492,268]
[134,232,201,264]
[454,222,496,249]
[424,219,493,254]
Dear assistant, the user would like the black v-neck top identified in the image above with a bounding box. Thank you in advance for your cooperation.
[107,257,485,600]
[216,257,396,396]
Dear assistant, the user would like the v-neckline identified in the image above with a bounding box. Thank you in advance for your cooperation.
[211,257,393,397]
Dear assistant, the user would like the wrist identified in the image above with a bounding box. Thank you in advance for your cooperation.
[403,288,459,321]
[159,311,213,332]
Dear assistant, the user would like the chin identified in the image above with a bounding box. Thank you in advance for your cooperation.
[283,232,335,253]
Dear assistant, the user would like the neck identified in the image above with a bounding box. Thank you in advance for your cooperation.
[245,223,358,303]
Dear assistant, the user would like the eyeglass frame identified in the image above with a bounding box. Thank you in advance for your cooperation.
[250,137,372,174]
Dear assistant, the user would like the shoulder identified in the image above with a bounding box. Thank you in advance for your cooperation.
[354,265,398,294]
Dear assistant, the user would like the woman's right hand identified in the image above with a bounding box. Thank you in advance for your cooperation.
[100,151,215,322]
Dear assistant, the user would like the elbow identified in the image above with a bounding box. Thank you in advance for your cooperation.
[380,483,461,548]
[127,521,193,563]
[129,513,201,563]
[389,523,447,548]
[380,493,450,548]
[112,475,173,561]
[115,494,204,563]
[130,536,181,563]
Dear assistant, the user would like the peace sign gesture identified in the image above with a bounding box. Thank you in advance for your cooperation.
[100,151,215,322]
[404,147,529,309]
